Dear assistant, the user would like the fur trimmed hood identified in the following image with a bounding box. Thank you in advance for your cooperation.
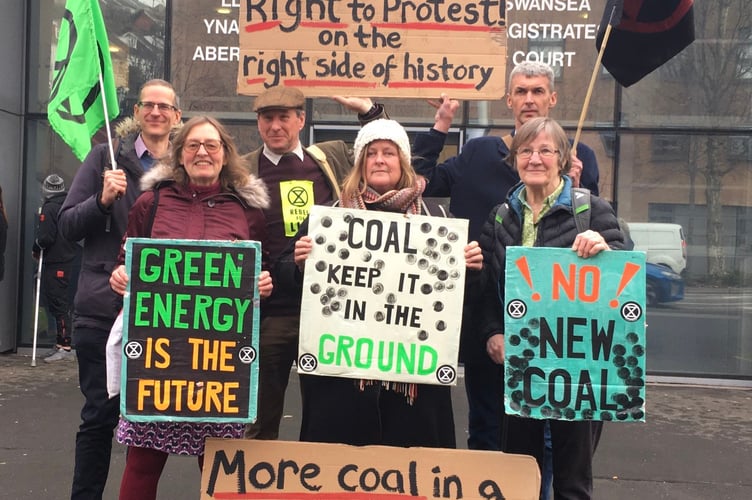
[140,162,270,209]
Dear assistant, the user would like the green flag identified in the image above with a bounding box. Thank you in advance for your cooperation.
[48,0,119,161]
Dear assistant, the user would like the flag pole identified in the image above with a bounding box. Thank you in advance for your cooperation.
[573,6,617,150]
[99,72,117,171]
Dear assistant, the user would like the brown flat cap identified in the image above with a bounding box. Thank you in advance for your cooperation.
[253,87,305,112]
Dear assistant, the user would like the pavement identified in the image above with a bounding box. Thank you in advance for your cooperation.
[1,350,750,500]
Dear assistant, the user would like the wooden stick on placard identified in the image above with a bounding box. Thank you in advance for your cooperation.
[573,6,617,150]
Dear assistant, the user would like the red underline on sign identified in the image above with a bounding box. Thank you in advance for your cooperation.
[213,492,428,499]
[284,79,381,88]
[388,82,476,89]
[372,22,501,33]
[244,21,281,33]
[245,78,266,85]
[300,22,349,29]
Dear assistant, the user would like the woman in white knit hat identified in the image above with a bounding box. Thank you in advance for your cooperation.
[278,118,483,448]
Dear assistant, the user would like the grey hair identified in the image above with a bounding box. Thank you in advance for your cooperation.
[508,61,555,92]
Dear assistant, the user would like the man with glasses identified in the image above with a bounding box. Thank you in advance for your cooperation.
[242,87,385,441]
[412,62,601,495]
[59,79,182,500]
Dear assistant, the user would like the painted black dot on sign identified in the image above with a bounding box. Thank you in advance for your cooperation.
[629,396,644,408]
[418,330,428,341]
[321,216,333,227]
[374,260,385,270]
[613,356,626,367]
[508,355,523,368]
[315,234,326,244]
[441,243,452,254]
[613,344,627,356]
[374,311,385,321]
[433,301,444,312]
[528,318,540,328]
[339,248,350,259]
[528,335,540,347]
[509,401,521,412]
[428,265,439,275]
[563,408,576,420]
[450,270,460,279]
[326,244,336,253]
[337,288,347,298]
[631,410,645,420]
[310,283,321,293]
[372,283,384,294]
[616,412,629,421]
[434,281,445,292]
[632,344,645,357]
[421,222,432,233]
[418,259,429,270]
[627,387,641,398]
[315,261,327,272]
[626,377,644,388]
[446,282,455,290]
[617,367,630,379]
[520,405,532,417]
[522,349,535,360]
[421,283,433,294]
[507,378,519,389]
[343,213,353,223]
[631,367,643,378]
[386,293,397,304]
[438,226,448,237]
[540,406,553,417]
[330,301,341,312]
[509,335,521,346]
[436,320,446,331]
[339,231,348,241]
[600,411,614,421]
[626,332,639,344]
[520,328,531,338]
[447,256,457,266]
[406,254,416,264]
[320,295,330,305]
[362,251,372,262]
[447,232,459,242]
[612,393,629,407]
[551,408,562,419]
[626,355,638,367]
[581,408,594,420]
[322,306,331,316]
[426,238,437,248]
[326,287,336,297]
[511,390,524,403]
[437,270,449,281]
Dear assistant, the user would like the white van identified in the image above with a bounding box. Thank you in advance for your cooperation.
[627,222,687,274]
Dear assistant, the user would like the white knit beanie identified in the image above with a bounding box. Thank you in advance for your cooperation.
[353,119,411,165]
[42,174,65,198]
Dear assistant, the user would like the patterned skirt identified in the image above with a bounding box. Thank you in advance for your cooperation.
[117,417,245,456]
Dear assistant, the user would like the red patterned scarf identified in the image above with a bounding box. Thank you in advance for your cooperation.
[343,177,426,215]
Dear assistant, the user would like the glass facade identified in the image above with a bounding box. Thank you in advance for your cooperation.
[11,0,751,380]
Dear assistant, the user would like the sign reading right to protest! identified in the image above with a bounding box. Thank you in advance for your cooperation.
[298,205,468,386]
[504,247,647,422]
[237,1,508,99]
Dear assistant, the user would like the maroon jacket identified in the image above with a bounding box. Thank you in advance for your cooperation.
[118,162,270,269]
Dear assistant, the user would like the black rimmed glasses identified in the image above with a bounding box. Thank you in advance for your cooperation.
[137,101,178,113]
[516,147,560,159]
[184,140,223,154]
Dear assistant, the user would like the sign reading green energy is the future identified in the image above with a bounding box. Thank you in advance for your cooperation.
[121,238,261,423]
[504,247,647,422]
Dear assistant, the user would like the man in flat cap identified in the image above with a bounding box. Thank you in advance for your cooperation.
[243,87,386,441]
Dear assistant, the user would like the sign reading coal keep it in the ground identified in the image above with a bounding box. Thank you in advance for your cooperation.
[298,205,468,386]
[121,238,261,423]
[237,0,508,99]
[504,247,647,422]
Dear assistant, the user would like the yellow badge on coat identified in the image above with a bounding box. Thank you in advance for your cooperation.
[280,180,314,237]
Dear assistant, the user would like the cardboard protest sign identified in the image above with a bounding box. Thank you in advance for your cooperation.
[298,205,468,386]
[202,438,540,500]
[237,1,508,99]
[504,247,646,422]
[121,238,262,423]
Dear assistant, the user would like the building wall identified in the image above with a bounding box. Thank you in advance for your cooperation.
[0,1,25,351]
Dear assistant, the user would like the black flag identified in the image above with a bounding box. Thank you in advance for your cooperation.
[597,0,695,87]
